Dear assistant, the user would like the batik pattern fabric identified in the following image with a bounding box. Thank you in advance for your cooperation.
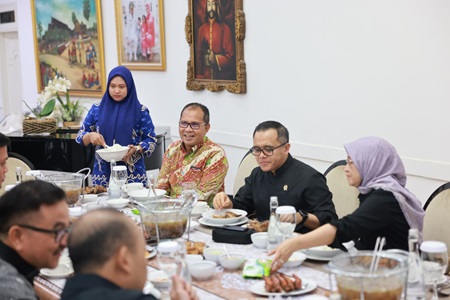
[156,136,228,205]
[76,103,156,187]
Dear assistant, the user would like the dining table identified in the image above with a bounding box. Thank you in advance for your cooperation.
[34,201,450,300]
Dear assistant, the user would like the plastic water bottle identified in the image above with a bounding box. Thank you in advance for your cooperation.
[267,196,282,250]
[108,159,120,198]
[406,228,425,299]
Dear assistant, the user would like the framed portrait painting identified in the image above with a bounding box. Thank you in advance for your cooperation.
[30,0,106,98]
[114,0,166,71]
[185,0,246,94]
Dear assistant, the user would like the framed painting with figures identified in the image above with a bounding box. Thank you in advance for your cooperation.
[30,0,106,97]
[114,0,166,71]
[185,0,246,94]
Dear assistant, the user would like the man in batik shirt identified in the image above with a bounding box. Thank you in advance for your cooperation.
[156,103,228,205]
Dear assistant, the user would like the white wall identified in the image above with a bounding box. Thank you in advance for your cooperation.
[11,0,450,203]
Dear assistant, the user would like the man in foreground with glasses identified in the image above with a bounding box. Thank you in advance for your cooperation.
[213,121,337,233]
[0,181,70,299]
[62,208,198,300]
[156,102,228,205]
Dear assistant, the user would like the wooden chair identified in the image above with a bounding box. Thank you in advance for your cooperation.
[0,152,35,195]
[423,182,450,258]
[324,160,360,218]
[233,149,259,196]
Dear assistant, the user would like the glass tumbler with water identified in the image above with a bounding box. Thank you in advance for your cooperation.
[420,241,448,300]
[275,206,297,241]
[112,165,127,198]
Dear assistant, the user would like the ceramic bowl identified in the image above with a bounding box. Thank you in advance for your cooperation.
[106,198,129,209]
[147,270,170,289]
[128,188,166,202]
[96,146,129,162]
[203,247,225,264]
[82,194,98,203]
[189,261,216,281]
[192,201,209,215]
[125,182,144,193]
[283,251,307,268]
[83,202,104,211]
[186,254,204,265]
[219,253,246,271]
[251,232,268,249]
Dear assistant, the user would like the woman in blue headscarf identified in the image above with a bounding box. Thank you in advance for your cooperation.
[76,66,156,187]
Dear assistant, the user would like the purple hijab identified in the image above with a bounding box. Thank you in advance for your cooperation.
[97,66,142,146]
[344,137,425,233]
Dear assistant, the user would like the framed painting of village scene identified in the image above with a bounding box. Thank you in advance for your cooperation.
[31,0,106,97]
[114,0,166,71]
[185,0,246,94]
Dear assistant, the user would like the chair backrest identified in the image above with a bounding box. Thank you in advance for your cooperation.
[422,182,450,258]
[233,149,259,196]
[0,152,35,196]
[324,160,360,218]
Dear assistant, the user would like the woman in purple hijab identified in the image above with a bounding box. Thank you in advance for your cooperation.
[270,136,425,271]
[76,66,157,187]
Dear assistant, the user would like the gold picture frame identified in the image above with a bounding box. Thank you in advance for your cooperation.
[185,0,246,94]
[114,0,166,71]
[30,0,106,98]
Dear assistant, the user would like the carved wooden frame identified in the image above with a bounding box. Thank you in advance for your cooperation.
[185,0,246,94]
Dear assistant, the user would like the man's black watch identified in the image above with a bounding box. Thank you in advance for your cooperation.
[298,210,308,226]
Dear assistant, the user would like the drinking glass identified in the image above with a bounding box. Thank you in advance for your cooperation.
[275,206,297,241]
[181,182,198,240]
[420,241,448,300]
[181,182,199,207]
[112,166,127,198]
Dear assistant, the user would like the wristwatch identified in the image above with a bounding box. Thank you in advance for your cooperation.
[298,210,308,226]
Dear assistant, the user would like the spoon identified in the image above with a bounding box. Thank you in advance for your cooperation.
[223,245,231,259]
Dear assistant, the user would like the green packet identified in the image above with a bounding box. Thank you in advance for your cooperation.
[242,258,272,278]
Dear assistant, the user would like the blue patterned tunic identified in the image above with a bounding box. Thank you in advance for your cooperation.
[76,103,156,187]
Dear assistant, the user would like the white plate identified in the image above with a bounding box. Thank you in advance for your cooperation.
[40,257,73,278]
[250,278,317,297]
[201,209,248,225]
[198,216,248,228]
[300,250,334,262]
[305,246,342,258]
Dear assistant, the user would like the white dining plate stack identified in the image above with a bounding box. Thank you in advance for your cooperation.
[198,209,248,227]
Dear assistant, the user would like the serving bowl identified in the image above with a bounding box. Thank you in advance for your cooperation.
[189,261,216,281]
[251,232,268,249]
[82,194,98,203]
[128,188,166,202]
[125,182,144,193]
[106,198,129,209]
[219,253,246,270]
[201,209,247,225]
[283,251,307,268]
[203,247,225,264]
[96,145,129,162]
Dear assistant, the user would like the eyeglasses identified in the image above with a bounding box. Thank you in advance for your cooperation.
[250,142,287,156]
[15,224,71,243]
[179,121,207,130]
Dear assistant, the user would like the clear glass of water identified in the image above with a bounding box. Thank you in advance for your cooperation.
[275,206,297,241]
[112,166,127,198]
[181,182,199,207]
[420,241,448,300]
